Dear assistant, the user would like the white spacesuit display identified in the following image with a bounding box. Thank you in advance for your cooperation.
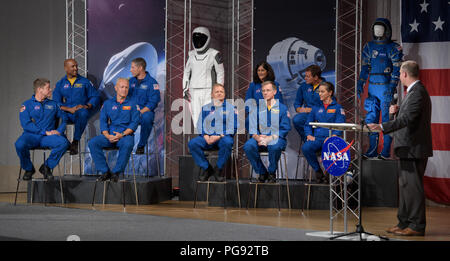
[182,26,225,128]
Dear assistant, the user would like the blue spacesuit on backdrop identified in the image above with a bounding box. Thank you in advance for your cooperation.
[357,18,403,158]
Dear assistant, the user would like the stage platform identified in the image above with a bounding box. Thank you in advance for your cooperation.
[26,175,172,205]
[179,156,399,209]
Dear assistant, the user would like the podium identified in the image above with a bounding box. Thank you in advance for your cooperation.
[307,122,383,240]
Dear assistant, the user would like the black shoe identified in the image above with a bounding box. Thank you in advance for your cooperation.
[258,174,267,183]
[111,173,120,183]
[267,173,277,183]
[378,154,389,160]
[315,169,325,183]
[198,168,209,181]
[97,171,111,181]
[213,166,224,182]
[70,140,79,155]
[22,167,36,181]
[39,164,53,180]
[136,146,145,155]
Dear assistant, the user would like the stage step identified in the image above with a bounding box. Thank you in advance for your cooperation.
[26,176,172,205]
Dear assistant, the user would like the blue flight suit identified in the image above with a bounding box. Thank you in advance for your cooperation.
[292,80,323,142]
[357,18,403,158]
[15,96,70,171]
[128,72,161,148]
[302,100,346,172]
[188,101,238,171]
[88,96,140,174]
[53,74,100,141]
[243,101,291,175]
[244,81,284,130]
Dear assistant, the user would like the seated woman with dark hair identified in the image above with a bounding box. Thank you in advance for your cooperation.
[301,82,346,184]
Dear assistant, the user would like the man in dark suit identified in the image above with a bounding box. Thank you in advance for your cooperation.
[368,60,432,236]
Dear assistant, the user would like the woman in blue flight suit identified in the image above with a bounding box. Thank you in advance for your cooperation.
[188,84,238,182]
[245,61,284,130]
[302,82,346,183]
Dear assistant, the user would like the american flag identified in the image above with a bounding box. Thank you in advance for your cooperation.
[401,0,450,204]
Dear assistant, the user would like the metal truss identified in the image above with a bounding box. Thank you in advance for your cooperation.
[66,0,87,77]
[165,0,253,182]
[329,0,363,234]
[231,0,253,178]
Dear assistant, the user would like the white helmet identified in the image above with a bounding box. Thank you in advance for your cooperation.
[192,26,211,54]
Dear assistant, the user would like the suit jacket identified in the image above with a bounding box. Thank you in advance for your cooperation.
[382,81,433,159]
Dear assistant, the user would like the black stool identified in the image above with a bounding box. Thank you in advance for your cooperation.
[193,148,240,209]
[247,150,291,211]
[14,147,64,206]
[91,146,139,208]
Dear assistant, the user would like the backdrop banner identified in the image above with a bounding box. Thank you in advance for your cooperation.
[254,0,336,179]
[86,0,166,176]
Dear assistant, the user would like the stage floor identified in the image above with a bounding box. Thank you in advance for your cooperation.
[2,193,449,241]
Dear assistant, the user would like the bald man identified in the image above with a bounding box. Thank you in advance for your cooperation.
[54,59,100,155]
[88,78,140,182]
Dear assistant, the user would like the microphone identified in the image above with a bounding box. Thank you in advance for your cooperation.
[389,93,398,120]
[390,93,398,106]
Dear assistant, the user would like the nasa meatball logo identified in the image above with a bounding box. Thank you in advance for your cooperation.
[322,136,352,177]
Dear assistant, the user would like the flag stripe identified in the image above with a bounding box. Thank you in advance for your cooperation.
[430,96,450,124]
[425,150,450,179]
[431,124,450,151]
[402,42,450,69]
[419,69,450,96]
[424,176,450,204]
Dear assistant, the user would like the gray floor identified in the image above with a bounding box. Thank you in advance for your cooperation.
[0,202,330,241]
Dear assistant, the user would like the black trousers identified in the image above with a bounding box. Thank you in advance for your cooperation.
[397,158,428,232]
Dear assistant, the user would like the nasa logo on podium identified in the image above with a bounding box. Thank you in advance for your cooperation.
[322,136,351,176]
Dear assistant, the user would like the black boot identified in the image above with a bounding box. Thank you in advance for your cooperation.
[213,166,225,182]
[199,165,214,181]
[39,164,53,180]
[136,146,145,155]
[22,167,36,181]
[97,171,111,181]
[315,169,325,183]
[258,173,268,183]
[111,173,121,183]
[267,173,277,183]
[70,140,79,155]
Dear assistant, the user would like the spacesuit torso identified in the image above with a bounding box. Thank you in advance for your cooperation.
[182,27,225,128]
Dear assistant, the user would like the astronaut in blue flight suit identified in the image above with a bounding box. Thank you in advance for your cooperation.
[188,84,238,182]
[88,78,140,182]
[292,65,325,142]
[129,57,161,155]
[53,59,100,155]
[15,78,70,180]
[245,61,283,131]
[302,82,346,183]
[357,18,403,159]
[244,81,291,183]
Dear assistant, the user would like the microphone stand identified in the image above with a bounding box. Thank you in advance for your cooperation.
[330,114,389,241]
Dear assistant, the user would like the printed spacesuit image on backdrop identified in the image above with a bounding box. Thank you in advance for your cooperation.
[254,0,336,179]
[85,0,166,176]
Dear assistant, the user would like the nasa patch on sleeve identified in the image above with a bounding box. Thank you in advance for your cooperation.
[321,136,351,177]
